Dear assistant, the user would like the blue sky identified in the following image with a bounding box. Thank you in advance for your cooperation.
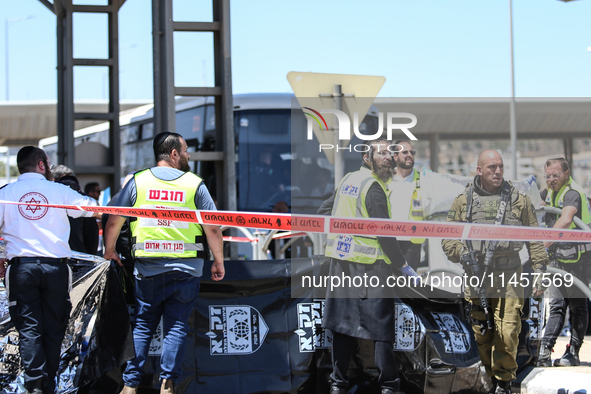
[2,0,591,101]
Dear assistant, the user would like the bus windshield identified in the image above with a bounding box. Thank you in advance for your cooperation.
[236,109,291,212]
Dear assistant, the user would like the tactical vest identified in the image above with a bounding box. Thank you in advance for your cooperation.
[467,184,524,255]
[545,177,591,263]
[130,169,205,259]
[326,166,393,265]
[409,170,425,244]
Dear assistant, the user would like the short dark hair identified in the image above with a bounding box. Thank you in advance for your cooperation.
[545,155,569,172]
[84,182,99,194]
[17,146,47,174]
[393,140,412,153]
[59,175,81,191]
[153,132,184,162]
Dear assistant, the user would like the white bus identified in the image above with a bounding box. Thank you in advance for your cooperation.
[40,93,381,214]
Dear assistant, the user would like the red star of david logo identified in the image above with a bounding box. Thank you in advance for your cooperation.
[25,197,42,214]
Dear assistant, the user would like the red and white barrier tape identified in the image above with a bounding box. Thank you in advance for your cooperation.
[222,236,258,243]
[1,199,590,243]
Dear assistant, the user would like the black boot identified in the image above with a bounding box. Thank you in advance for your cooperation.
[553,343,581,367]
[495,380,512,394]
[487,376,498,394]
[381,389,406,394]
[536,345,553,367]
[25,379,43,394]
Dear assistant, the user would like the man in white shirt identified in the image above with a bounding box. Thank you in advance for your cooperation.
[389,141,424,270]
[0,146,97,394]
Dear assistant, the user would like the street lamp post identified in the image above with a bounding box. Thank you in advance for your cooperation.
[509,0,517,180]
[5,15,35,100]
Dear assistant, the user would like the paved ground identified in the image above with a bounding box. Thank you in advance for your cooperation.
[517,335,591,394]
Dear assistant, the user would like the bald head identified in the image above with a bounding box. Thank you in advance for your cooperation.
[477,150,504,193]
[477,150,502,167]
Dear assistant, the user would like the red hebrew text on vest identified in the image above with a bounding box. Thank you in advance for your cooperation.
[146,189,186,204]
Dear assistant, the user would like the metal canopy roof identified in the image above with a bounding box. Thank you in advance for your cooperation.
[0,100,150,146]
[373,98,591,140]
[1,97,589,147]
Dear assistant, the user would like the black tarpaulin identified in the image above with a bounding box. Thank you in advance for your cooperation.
[1,257,543,393]
[0,260,134,393]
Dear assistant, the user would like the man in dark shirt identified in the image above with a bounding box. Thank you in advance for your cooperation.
[58,175,99,255]
[537,156,591,367]
[322,138,418,394]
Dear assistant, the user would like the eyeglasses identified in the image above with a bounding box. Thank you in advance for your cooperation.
[398,150,416,156]
[374,150,393,157]
[544,172,564,181]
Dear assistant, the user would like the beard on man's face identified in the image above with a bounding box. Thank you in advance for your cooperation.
[371,156,394,182]
[180,157,191,172]
[43,160,53,181]
[396,159,414,170]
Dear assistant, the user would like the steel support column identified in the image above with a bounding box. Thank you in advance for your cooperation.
[54,0,75,171]
[157,0,235,211]
[214,0,236,212]
[564,138,573,170]
[108,3,121,191]
[152,0,176,135]
[45,0,123,193]
[429,133,440,172]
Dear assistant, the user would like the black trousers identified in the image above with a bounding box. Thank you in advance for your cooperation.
[542,256,590,349]
[330,331,400,390]
[8,260,72,393]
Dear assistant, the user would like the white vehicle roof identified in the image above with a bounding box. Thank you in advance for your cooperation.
[39,93,379,147]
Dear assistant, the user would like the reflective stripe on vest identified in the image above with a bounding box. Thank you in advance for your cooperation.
[133,241,205,253]
[130,169,204,259]
[545,177,591,263]
[326,166,393,265]
[409,169,425,244]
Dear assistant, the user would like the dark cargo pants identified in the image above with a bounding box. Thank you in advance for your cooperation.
[7,259,71,393]
[541,258,590,349]
[467,267,524,382]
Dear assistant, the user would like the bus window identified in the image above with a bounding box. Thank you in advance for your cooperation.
[205,105,216,136]
[176,106,205,146]
[236,109,292,211]
[177,106,206,175]
[122,124,140,144]
[76,129,109,148]
[121,139,154,176]
[141,123,154,140]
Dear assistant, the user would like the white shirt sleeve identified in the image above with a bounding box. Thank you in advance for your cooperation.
[0,186,5,232]
[62,187,98,218]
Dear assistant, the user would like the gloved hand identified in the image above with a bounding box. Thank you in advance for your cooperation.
[532,266,549,299]
[546,244,557,259]
[400,263,421,286]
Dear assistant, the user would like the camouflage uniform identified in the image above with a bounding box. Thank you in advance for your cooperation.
[442,177,549,382]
